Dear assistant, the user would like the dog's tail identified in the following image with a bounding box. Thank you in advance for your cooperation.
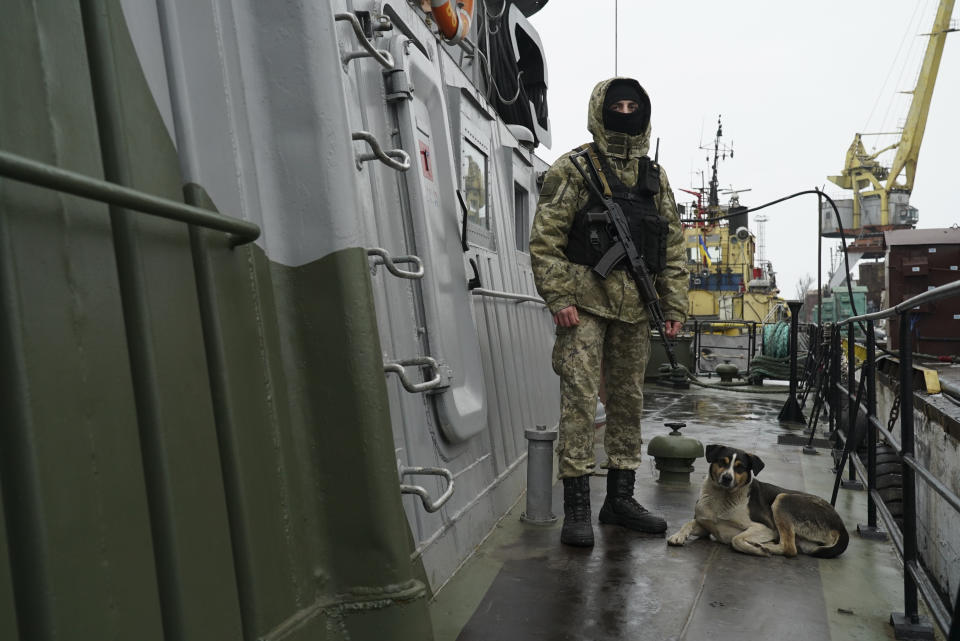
[808,528,850,558]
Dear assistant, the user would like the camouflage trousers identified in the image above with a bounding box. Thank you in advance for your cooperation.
[551,310,651,478]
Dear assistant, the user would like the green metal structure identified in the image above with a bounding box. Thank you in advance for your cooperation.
[0,1,433,638]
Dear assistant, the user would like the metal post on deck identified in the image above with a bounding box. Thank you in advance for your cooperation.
[693,320,700,374]
[778,300,805,426]
[843,322,864,490]
[890,312,933,640]
[799,324,817,412]
[521,425,558,525]
[829,325,841,437]
[858,320,886,540]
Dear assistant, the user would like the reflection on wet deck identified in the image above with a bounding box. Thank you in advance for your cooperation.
[431,381,915,641]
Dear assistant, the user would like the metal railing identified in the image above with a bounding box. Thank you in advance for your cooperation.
[690,319,759,375]
[823,279,960,640]
[0,150,260,246]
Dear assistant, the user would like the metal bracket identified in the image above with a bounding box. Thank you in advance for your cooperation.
[383,68,414,103]
[398,464,454,513]
[383,356,445,393]
[352,131,411,172]
[367,248,424,279]
[334,12,395,69]
[470,287,547,306]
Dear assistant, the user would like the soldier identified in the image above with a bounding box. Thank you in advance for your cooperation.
[529,78,688,547]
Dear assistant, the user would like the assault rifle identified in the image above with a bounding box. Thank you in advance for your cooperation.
[568,148,686,383]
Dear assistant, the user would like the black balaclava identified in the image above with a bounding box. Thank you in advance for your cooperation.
[602,80,651,136]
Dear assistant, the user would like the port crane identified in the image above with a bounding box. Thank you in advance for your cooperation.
[825,0,956,252]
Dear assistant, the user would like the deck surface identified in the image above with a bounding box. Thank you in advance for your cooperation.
[430,380,927,641]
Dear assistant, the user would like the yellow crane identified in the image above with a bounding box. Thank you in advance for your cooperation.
[826,0,957,239]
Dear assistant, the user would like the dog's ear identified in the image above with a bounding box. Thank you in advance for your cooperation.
[705,444,722,463]
[747,453,765,476]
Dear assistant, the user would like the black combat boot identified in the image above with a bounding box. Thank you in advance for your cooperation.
[560,475,595,547]
[599,468,667,534]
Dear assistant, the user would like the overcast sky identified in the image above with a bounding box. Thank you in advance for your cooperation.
[529,0,959,300]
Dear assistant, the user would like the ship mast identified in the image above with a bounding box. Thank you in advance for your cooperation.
[703,115,734,211]
[708,117,721,209]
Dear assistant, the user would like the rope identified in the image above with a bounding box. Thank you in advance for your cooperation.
[762,321,791,358]
[749,353,807,383]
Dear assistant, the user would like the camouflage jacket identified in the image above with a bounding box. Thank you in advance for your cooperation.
[529,78,688,324]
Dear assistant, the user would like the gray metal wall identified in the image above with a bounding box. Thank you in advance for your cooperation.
[336,0,560,590]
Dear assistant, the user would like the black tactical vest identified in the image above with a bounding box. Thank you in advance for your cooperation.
[564,146,669,274]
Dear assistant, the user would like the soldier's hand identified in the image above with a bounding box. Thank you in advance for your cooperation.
[554,306,579,328]
[664,320,683,339]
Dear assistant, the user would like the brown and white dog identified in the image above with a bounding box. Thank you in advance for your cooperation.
[667,444,849,558]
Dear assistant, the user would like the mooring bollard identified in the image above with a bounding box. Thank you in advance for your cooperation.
[521,424,558,524]
[647,422,703,484]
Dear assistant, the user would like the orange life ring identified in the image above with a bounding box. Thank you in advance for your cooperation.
[430,0,474,44]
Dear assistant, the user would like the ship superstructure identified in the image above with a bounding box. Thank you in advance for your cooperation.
[679,119,785,325]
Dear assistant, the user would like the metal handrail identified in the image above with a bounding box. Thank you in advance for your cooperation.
[334,12,395,69]
[819,277,960,639]
[907,561,953,638]
[383,356,444,393]
[840,280,960,325]
[367,248,424,279]
[0,149,260,245]
[351,131,411,172]
[470,287,546,306]
[904,453,960,515]
[398,465,454,513]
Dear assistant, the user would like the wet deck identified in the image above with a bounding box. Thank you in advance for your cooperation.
[430,381,921,641]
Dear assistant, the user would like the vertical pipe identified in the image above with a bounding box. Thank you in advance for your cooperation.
[789,307,799,398]
[521,426,557,524]
[152,0,255,631]
[866,321,878,529]
[0,196,53,641]
[613,0,618,77]
[78,2,184,636]
[186,222,256,636]
[778,300,805,424]
[799,324,813,409]
[694,320,699,374]
[900,312,919,622]
[847,323,857,482]
[817,192,823,321]
[830,325,840,435]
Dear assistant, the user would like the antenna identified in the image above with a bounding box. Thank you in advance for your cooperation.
[614,0,618,76]
[698,115,735,209]
[654,137,660,163]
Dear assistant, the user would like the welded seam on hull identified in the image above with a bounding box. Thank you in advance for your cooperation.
[259,579,428,641]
